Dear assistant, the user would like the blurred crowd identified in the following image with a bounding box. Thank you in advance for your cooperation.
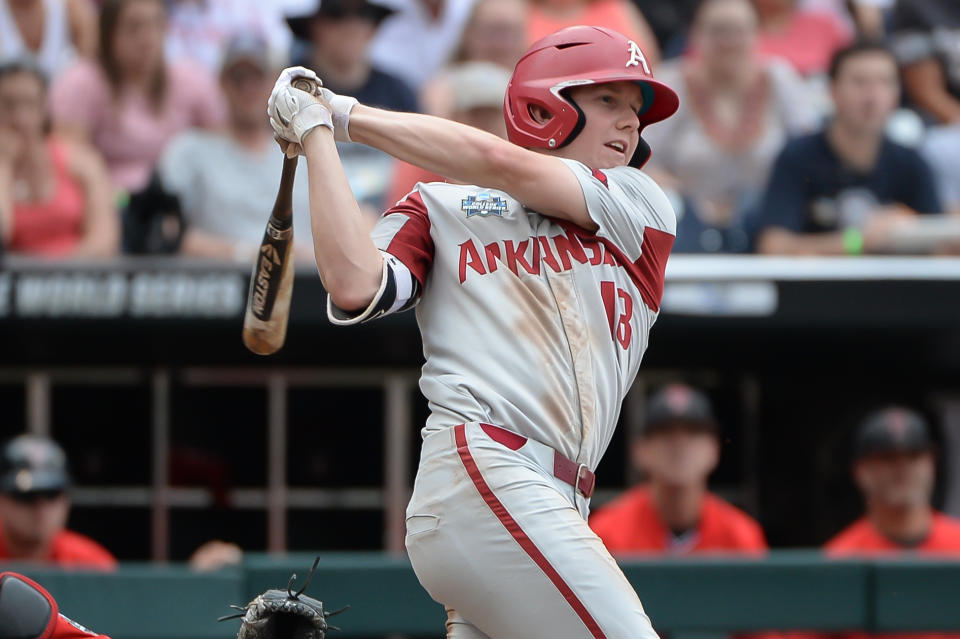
[1,0,960,261]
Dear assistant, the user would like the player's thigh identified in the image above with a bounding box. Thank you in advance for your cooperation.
[405,440,655,639]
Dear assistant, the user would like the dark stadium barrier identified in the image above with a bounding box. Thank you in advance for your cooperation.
[8,553,960,638]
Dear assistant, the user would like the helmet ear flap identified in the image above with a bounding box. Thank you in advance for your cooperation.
[511,95,567,148]
[556,89,586,149]
[630,136,652,168]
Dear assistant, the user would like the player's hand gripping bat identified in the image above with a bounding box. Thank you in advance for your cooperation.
[242,77,319,355]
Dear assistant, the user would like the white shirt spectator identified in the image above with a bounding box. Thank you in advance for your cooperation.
[0,0,75,79]
[157,130,314,252]
[165,0,293,72]
[368,0,476,91]
[921,124,960,213]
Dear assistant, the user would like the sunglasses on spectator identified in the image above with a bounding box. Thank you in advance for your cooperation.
[6,489,65,504]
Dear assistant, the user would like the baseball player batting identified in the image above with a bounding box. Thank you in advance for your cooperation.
[267,25,678,639]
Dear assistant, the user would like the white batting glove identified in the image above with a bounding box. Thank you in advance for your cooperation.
[320,88,359,143]
[267,67,333,151]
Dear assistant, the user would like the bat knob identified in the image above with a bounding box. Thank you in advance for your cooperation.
[291,77,320,96]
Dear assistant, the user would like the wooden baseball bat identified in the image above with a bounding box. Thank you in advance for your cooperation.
[241,77,318,355]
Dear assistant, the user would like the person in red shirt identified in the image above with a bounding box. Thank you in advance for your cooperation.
[0,572,110,639]
[0,435,115,569]
[817,407,960,639]
[590,383,766,554]
[826,406,960,556]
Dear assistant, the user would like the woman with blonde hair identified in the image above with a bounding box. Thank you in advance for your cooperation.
[642,0,818,252]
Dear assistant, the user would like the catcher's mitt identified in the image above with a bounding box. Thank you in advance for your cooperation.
[219,557,347,639]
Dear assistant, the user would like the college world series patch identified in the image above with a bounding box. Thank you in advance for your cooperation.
[462,193,507,218]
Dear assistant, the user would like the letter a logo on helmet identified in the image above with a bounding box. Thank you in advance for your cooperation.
[504,26,678,168]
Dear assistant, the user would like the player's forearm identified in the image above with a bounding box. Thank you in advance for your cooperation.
[348,105,593,228]
[301,129,383,311]
[349,104,508,189]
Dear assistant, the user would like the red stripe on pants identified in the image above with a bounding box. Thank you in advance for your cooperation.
[453,424,606,639]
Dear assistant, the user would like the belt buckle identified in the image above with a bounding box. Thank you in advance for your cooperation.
[576,463,594,497]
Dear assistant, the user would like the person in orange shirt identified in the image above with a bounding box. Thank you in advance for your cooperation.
[0,435,115,569]
[827,406,960,555]
[590,383,766,554]
[818,407,960,639]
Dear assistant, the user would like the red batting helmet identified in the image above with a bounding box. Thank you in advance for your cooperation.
[504,25,679,168]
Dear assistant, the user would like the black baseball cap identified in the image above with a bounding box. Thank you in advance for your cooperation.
[286,0,396,39]
[641,384,718,436]
[854,407,934,460]
[0,435,71,496]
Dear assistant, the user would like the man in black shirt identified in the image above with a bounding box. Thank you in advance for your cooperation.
[286,0,419,211]
[756,41,942,255]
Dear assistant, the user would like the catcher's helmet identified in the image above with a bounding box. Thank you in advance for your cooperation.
[504,25,679,168]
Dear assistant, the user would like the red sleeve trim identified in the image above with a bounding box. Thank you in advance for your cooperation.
[633,226,674,313]
[591,168,609,189]
[383,191,434,288]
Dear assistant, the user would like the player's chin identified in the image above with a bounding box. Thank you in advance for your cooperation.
[595,148,629,169]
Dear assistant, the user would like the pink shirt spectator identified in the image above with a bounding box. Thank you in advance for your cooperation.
[755,10,851,76]
[49,59,226,192]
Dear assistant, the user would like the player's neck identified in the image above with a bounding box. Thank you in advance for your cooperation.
[868,503,933,546]
[229,119,271,152]
[650,481,706,534]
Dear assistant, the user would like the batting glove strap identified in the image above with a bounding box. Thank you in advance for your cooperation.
[321,88,358,143]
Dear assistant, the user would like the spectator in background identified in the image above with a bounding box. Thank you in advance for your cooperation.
[50,0,226,195]
[164,0,293,73]
[590,384,766,554]
[890,0,960,125]
[287,0,416,112]
[368,0,476,93]
[526,0,660,65]
[0,60,116,257]
[157,34,317,262]
[800,0,892,39]
[755,41,942,255]
[420,0,526,116]
[630,0,702,58]
[753,0,850,76]
[287,0,414,211]
[0,0,97,80]
[827,407,960,555]
[922,124,960,215]
[643,0,817,253]
[0,434,115,569]
[385,61,511,205]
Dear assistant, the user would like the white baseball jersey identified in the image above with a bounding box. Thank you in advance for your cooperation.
[332,159,675,472]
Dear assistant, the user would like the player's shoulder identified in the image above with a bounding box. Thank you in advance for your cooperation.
[703,493,766,542]
[932,511,960,536]
[412,181,518,214]
[780,131,826,159]
[823,517,874,553]
[52,530,117,568]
